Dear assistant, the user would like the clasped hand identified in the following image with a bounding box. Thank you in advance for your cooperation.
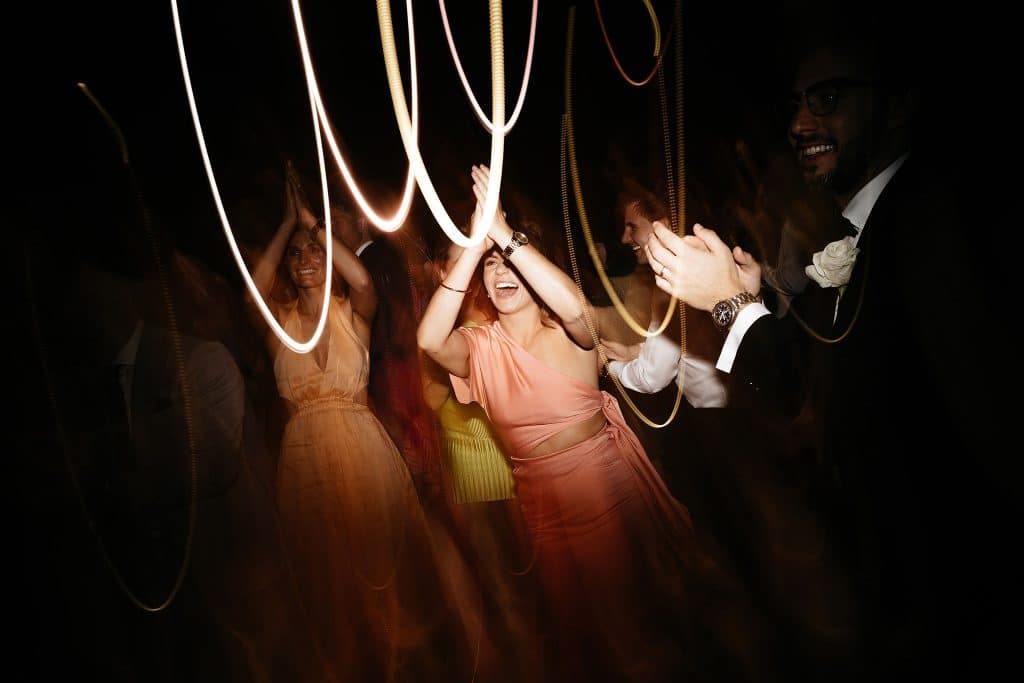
[643,222,762,312]
[467,164,513,253]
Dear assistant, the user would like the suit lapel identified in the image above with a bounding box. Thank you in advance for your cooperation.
[791,276,841,335]
[833,157,915,335]
[833,224,871,334]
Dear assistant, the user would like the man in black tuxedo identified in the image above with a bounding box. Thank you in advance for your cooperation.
[644,21,1015,683]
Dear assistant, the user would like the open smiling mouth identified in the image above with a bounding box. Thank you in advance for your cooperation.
[494,282,519,297]
[799,142,836,160]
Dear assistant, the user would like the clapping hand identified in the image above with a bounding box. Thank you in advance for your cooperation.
[285,160,320,232]
[468,164,501,253]
[645,222,760,312]
[281,161,301,227]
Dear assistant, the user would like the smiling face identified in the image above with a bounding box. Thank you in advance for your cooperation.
[285,228,326,289]
[621,201,655,266]
[481,248,535,315]
[787,46,880,199]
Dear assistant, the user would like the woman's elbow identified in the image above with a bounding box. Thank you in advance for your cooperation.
[417,328,440,355]
[349,275,374,296]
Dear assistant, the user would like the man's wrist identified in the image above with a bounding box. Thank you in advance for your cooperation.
[711,291,761,332]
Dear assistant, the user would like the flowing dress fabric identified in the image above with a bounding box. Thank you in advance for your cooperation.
[450,321,699,680]
[273,296,461,681]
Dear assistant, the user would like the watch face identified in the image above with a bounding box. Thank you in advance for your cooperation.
[513,231,529,246]
[711,300,734,329]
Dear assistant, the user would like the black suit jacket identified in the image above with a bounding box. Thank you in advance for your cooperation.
[726,154,1016,678]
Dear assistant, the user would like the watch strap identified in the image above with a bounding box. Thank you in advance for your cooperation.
[712,291,761,331]
[502,232,527,258]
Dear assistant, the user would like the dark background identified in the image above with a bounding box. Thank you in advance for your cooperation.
[30,0,999,283]
[11,1,1009,678]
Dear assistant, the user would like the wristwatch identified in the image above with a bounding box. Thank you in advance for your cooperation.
[711,292,760,332]
[501,231,529,258]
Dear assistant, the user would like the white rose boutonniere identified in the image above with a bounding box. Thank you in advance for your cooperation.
[805,236,859,290]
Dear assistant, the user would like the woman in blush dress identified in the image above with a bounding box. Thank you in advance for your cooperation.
[421,234,548,682]
[416,165,754,682]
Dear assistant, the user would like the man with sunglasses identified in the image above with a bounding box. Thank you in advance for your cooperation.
[644,21,1014,683]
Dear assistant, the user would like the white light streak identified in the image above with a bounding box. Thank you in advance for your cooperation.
[171,0,331,353]
[291,0,419,232]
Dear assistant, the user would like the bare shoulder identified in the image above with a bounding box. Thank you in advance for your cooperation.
[546,324,598,382]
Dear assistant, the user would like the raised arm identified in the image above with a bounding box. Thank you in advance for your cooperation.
[416,231,491,378]
[249,168,301,303]
[312,220,377,326]
[471,164,597,349]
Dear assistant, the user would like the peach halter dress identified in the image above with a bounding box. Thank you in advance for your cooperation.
[272,296,467,682]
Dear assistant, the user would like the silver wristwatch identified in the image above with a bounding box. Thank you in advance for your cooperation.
[711,292,760,332]
[501,231,529,258]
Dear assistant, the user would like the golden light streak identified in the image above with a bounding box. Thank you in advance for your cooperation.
[438,0,537,134]
[564,6,676,338]
[376,0,506,248]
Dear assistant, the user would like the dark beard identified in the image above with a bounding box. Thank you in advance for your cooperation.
[818,131,874,197]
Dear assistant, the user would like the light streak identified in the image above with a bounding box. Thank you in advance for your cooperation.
[563,5,676,338]
[376,0,506,248]
[438,0,537,134]
[171,0,331,353]
[291,0,419,232]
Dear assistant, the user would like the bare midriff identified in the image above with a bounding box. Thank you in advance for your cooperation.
[524,409,607,458]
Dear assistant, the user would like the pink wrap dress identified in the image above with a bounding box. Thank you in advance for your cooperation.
[451,321,702,681]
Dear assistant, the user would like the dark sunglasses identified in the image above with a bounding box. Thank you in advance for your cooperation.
[778,77,874,119]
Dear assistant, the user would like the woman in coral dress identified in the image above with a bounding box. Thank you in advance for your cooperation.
[417,165,730,682]
[421,237,548,681]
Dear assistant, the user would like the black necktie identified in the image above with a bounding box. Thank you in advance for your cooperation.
[842,216,860,238]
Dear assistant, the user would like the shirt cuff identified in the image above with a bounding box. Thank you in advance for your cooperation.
[715,302,771,373]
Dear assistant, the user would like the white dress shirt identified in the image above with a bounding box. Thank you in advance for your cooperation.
[608,322,728,408]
